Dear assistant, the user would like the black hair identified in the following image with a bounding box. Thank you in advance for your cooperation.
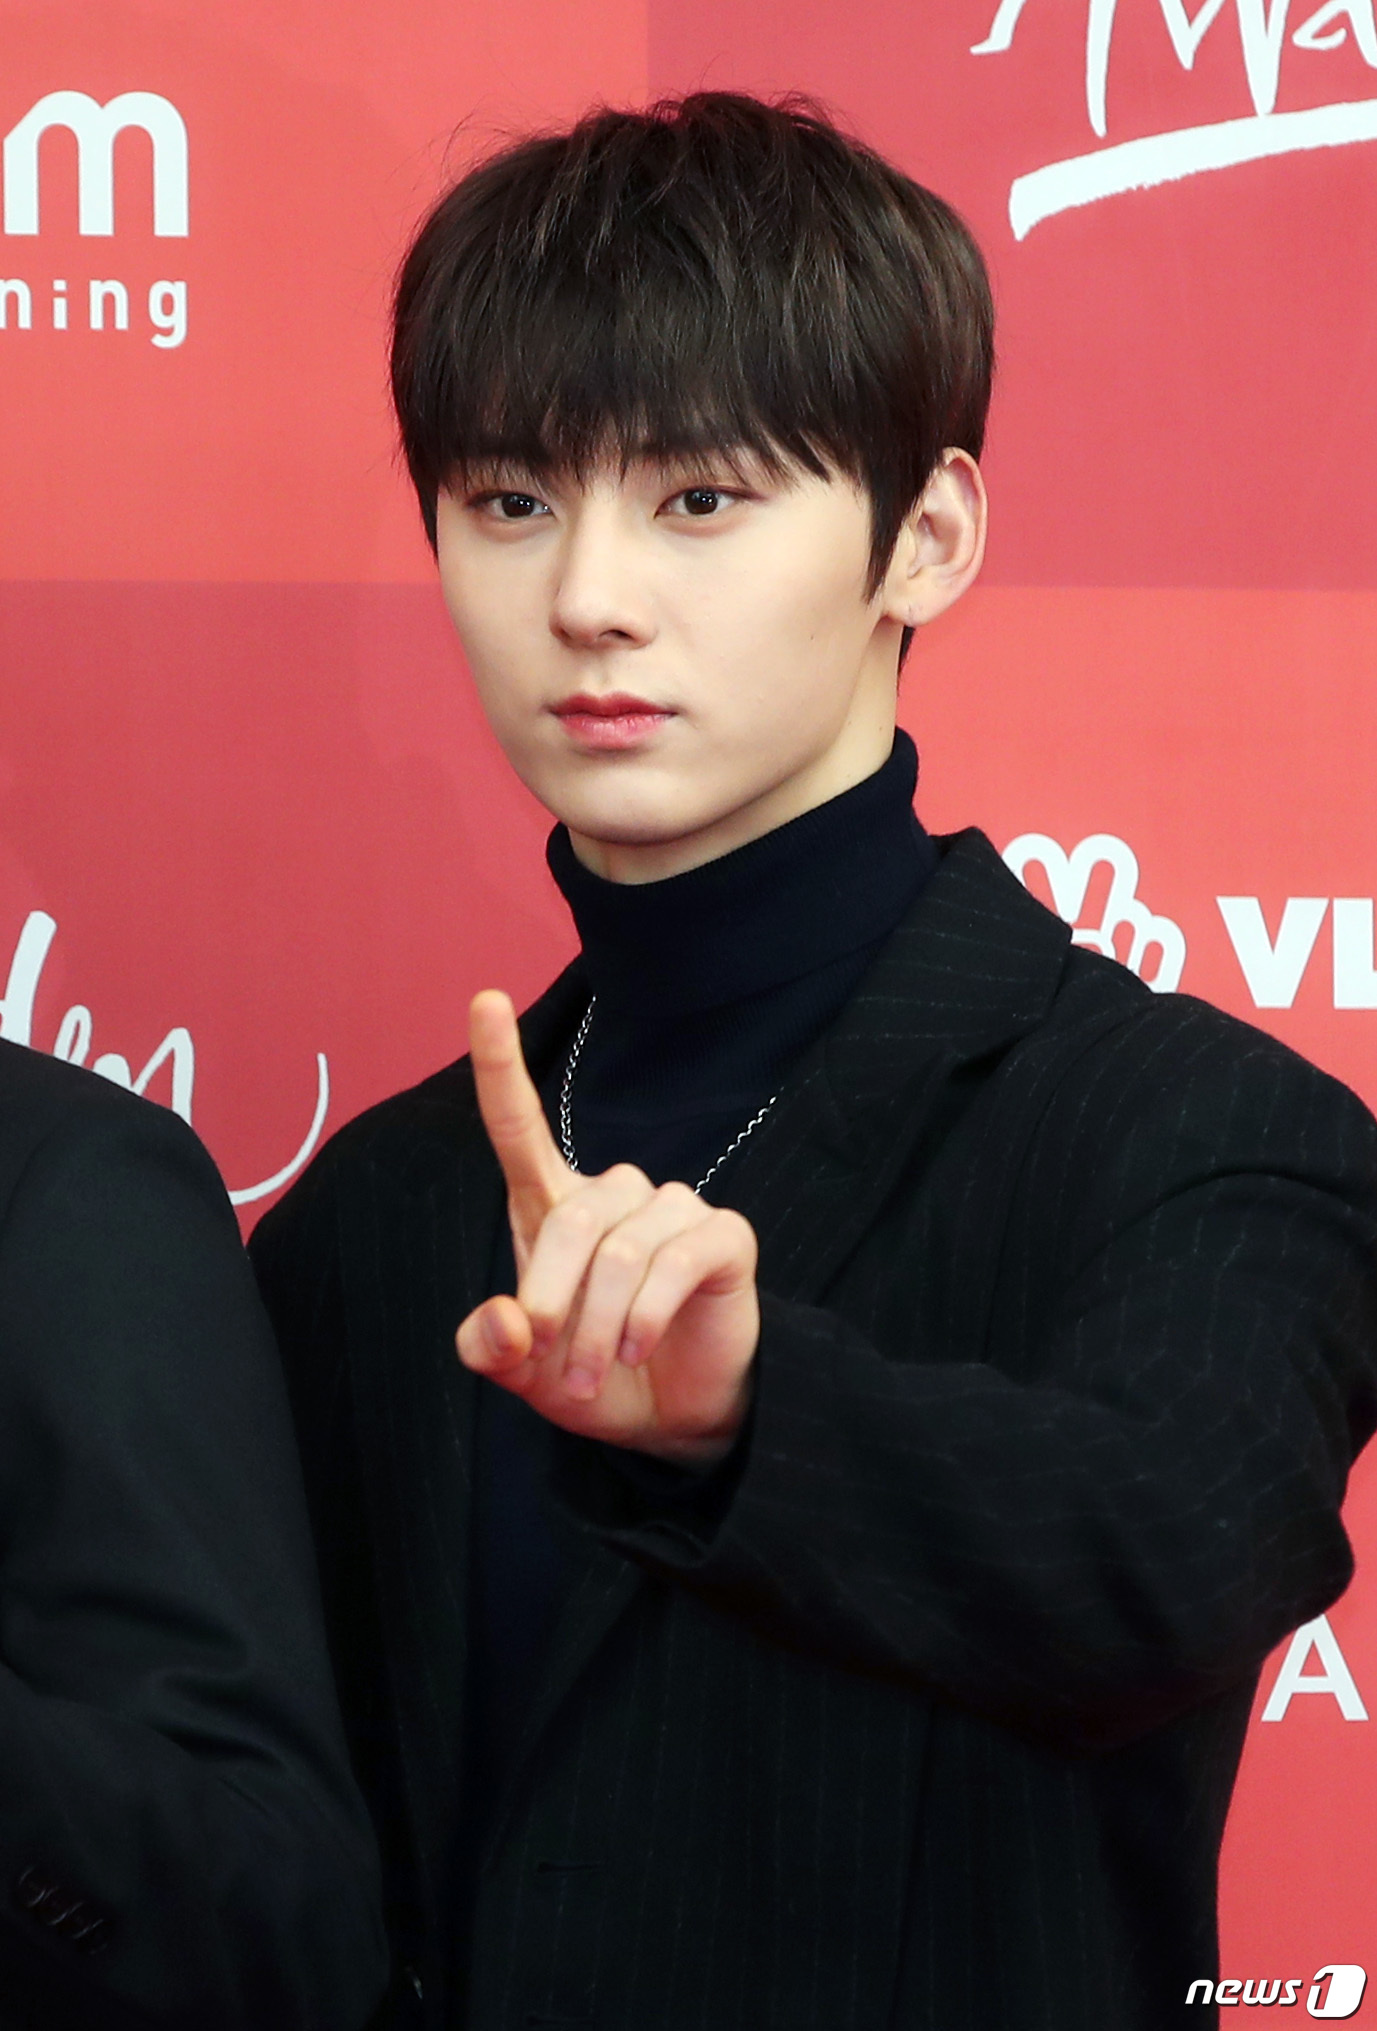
[391,90,994,601]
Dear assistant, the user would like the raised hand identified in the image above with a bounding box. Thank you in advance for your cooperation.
[455,991,760,1464]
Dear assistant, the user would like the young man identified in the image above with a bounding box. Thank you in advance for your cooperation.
[0,1039,388,2029]
[249,93,1377,2030]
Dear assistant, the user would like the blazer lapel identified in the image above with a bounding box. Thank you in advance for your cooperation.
[335,966,596,1924]
[714,830,1073,1304]
[478,970,650,1851]
[481,1533,644,1858]
[335,1118,491,1927]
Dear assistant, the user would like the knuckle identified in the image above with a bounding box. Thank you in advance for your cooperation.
[552,1197,599,1239]
[657,1180,699,1213]
[658,1241,697,1282]
[597,1232,645,1272]
[606,1162,650,1194]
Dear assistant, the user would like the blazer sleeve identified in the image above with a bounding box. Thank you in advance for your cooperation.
[0,1083,388,2030]
[553,1012,1377,1755]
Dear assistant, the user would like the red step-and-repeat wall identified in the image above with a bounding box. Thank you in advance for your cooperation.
[2,0,1374,2007]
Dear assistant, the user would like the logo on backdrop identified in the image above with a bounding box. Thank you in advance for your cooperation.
[1,91,188,347]
[1004,831,1377,1009]
[974,1,1377,238]
[1217,895,1377,1007]
[1186,1964,1367,2013]
[0,910,327,1207]
[1261,1613,1369,1720]
[1003,832,1187,989]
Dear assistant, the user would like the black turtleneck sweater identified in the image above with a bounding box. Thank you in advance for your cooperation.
[462,731,936,1856]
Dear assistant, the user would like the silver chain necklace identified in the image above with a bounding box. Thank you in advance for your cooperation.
[558,995,778,1196]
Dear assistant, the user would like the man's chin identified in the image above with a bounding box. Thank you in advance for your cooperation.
[562,799,745,882]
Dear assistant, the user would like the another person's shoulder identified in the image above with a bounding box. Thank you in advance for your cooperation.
[0,1031,173,1136]
[0,1035,229,1217]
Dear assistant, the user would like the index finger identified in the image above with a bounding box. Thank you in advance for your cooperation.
[469,990,569,1205]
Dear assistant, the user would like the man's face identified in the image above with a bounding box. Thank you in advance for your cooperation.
[432,452,907,883]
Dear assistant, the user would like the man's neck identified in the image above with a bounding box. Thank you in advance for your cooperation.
[567,715,899,886]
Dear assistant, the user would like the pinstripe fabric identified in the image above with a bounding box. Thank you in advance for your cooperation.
[250,830,1377,2031]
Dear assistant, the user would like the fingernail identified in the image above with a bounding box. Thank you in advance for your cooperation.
[484,1309,512,1359]
[617,1332,641,1368]
[565,1364,599,1401]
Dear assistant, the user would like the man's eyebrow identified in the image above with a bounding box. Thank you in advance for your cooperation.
[451,442,786,492]
[452,456,541,488]
[630,444,775,484]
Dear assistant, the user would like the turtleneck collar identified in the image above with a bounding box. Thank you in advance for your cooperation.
[545,730,935,1022]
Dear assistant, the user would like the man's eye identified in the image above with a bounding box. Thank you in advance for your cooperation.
[472,491,548,520]
[663,485,739,518]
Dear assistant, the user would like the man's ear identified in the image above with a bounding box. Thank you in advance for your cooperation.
[880,449,987,631]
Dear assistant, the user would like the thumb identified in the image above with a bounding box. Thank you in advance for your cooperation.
[457,1294,535,1381]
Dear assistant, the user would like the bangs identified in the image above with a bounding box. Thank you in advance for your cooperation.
[430,314,834,500]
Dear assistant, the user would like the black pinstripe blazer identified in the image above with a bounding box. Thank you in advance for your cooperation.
[250,829,1377,2031]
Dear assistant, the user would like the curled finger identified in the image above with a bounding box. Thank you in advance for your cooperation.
[517,1162,655,1357]
[561,1182,711,1399]
[622,1206,758,1364]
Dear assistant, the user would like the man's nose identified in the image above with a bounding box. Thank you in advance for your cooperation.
[548,512,656,650]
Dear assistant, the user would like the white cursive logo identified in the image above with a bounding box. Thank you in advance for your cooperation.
[0,910,328,1206]
[973,1,1377,237]
[1003,832,1187,989]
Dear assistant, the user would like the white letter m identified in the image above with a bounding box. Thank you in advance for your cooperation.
[4,91,188,236]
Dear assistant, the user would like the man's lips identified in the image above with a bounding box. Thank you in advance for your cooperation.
[551,693,676,751]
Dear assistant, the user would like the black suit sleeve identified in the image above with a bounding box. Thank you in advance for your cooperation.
[0,1085,388,2029]
[556,1017,1377,1755]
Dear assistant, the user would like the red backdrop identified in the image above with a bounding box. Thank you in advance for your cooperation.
[3,0,1375,2005]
